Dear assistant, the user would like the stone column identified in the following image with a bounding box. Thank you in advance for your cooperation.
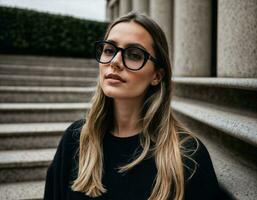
[113,2,119,19]
[217,0,257,78]
[106,2,112,21]
[150,0,173,61]
[119,0,132,16]
[132,0,149,15]
[173,0,212,76]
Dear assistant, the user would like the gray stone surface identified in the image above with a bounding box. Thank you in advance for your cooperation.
[0,135,61,150]
[0,148,55,167]
[0,86,95,103]
[173,0,212,76]
[0,86,96,93]
[0,181,44,200]
[0,110,85,123]
[113,2,119,19]
[106,2,111,22]
[0,122,71,150]
[217,0,257,78]
[0,148,55,182]
[0,103,90,123]
[150,0,173,58]
[172,77,257,90]
[0,74,97,87]
[171,97,257,147]
[174,113,257,200]
[119,0,132,16]
[0,55,93,195]
[0,166,48,183]
[0,122,70,135]
[0,102,91,110]
[0,64,98,77]
[132,0,149,15]
[173,79,257,114]
[0,54,97,68]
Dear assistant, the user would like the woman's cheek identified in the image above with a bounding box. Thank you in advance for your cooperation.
[99,67,106,86]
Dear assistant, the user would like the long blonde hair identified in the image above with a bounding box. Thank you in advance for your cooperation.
[72,12,197,200]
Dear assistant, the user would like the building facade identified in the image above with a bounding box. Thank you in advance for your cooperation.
[106,0,257,199]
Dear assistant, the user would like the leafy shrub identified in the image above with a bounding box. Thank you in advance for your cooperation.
[0,6,108,58]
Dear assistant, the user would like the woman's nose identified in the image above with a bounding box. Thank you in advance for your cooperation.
[110,51,124,70]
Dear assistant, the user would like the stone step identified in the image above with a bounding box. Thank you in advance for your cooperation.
[0,148,55,183]
[0,54,97,68]
[0,74,97,87]
[0,122,72,150]
[204,138,257,200]
[172,77,257,90]
[174,112,257,200]
[0,64,99,77]
[0,86,95,103]
[199,134,257,200]
[171,97,257,147]
[172,96,257,199]
[0,180,44,200]
[0,103,90,123]
[173,77,257,113]
[172,78,257,200]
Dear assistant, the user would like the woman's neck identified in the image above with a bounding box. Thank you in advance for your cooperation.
[112,98,143,138]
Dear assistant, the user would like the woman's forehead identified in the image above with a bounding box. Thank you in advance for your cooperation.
[107,21,154,53]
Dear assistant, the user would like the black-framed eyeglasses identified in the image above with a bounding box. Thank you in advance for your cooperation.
[94,40,156,71]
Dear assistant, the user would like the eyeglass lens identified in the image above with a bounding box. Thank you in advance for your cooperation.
[96,42,146,70]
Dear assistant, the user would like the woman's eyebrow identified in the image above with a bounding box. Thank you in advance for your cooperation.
[106,39,147,50]
[127,43,147,50]
[106,39,117,45]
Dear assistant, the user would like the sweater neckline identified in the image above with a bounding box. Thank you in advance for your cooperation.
[107,131,141,142]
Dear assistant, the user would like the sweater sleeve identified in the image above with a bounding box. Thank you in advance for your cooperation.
[183,137,221,200]
[44,132,65,200]
[43,119,85,200]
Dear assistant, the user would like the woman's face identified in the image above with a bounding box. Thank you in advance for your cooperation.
[99,21,163,101]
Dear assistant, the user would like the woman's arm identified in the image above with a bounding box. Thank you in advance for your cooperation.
[44,130,66,200]
[43,119,85,200]
[183,137,221,200]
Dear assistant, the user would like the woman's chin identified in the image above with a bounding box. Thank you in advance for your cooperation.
[102,89,120,98]
[102,90,130,99]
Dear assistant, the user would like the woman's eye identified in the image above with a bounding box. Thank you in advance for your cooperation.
[103,48,114,55]
[126,49,144,61]
[129,53,142,60]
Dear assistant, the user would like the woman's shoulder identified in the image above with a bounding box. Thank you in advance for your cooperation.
[179,133,221,199]
[179,132,209,161]
[60,118,86,148]
[65,118,85,135]
[179,132,215,179]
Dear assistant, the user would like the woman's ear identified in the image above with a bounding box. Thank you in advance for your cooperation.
[151,68,165,86]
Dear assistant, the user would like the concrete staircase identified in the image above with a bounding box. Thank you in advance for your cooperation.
[0,55,256,199]
[0,55,97,200]
[172,77,257,199]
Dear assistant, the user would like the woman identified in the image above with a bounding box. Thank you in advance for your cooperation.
[44,12,222,200]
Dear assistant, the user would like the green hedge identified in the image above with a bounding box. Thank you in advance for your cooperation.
[0,6,108,58]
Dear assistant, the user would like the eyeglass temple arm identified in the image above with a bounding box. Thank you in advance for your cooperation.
[149,55,157,63]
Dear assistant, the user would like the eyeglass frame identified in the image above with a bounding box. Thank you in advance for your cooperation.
[94,40,157,71]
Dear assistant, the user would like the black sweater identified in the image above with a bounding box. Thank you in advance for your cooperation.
[44,119,222,200]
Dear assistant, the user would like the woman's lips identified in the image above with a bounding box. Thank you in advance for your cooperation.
[106,78,124,84]
[105,73,126,82]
